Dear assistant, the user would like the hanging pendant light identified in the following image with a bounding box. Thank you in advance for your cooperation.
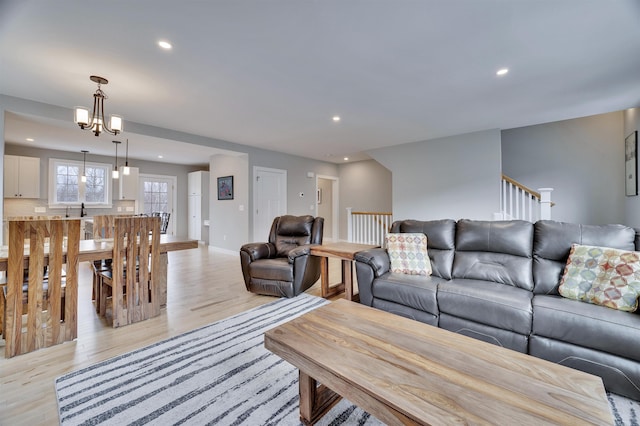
[74,76,123,137]
[81,150,89,183]
[123,138,130,175]
[112,140,121,179]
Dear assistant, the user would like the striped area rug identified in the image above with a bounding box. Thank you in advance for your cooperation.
[55,294,382,425]
[56,293,638,425]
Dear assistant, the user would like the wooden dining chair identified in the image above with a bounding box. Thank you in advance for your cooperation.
[99,216,161,327]
[90,214,129,313]
[3,218,80,358]
[151,212,171,234]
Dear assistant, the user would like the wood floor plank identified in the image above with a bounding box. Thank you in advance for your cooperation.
[0,246,341,425]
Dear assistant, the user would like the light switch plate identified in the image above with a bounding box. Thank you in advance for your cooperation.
[34,207,46,213]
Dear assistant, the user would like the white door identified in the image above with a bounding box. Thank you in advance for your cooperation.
[138,174,177,235]
[253,166,287,241]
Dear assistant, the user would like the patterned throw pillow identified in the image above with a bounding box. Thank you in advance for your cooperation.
[385,233,432,276]
[559,244,640,312]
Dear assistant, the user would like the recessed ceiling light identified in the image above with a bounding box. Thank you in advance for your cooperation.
[158,155,163,159]
[343,157,349,161]
[26,138,34,142]
[332,116,341,122]
[158,40,172,50]
[496,68,509,76]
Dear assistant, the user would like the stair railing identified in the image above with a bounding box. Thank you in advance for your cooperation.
[346,208,392,246]
[500,174,553,221]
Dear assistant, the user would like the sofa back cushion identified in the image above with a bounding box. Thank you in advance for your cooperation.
[533,220,636,295]
[452,219,534,290]
[389,219,456,279]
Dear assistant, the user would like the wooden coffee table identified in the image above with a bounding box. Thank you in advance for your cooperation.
[310,242,378,301]
[264,300,612,425]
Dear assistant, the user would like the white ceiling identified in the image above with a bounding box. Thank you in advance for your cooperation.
[1,0,640,164]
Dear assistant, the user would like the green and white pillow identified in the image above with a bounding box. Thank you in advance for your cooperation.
[559,244,640,312]
[385,233,432,276]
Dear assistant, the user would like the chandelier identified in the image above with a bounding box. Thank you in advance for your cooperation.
[74,75,123,136]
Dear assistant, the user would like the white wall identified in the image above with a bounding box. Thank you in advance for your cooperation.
[624,107,640,227]
[502,111,624,225]
[368,129,502,221]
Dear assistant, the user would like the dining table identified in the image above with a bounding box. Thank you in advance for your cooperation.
[0,234,199,306]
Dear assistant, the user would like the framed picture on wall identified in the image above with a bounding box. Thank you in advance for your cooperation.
[217,175,234,200]
[625,131,638,196]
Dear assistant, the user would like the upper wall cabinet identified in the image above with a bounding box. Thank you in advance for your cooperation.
[118,166,139,200]
[4,155,40,198]
[188,171,207,196]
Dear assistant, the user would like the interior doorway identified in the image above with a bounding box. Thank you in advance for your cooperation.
[316,175,339,241]
[253,166,287,241]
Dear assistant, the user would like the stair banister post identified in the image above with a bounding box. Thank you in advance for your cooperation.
[538,188,554,220]
[346,207,353,243]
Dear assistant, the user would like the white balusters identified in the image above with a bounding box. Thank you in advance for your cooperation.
[346,208,392,246]
[500,175,553,221]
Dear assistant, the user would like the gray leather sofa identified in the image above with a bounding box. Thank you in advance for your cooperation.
[354,219,640,400]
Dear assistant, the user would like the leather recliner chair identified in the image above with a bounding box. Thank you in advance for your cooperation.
[240,215,324,298]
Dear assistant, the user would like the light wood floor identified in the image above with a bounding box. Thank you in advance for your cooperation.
[0,246,343,425]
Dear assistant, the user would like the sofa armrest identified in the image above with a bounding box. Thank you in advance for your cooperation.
[354,248,390,307]
[240,242,277,261]
[355,248,390,277]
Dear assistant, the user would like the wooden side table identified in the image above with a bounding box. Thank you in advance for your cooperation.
[310,242,378,301]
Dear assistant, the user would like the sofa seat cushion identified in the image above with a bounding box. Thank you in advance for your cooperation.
[439,314,529,353]
[249,258,293,282]
[372,272,445,316]
[532,295,640,361]
[371,299,438,326]
[438,279,533,335]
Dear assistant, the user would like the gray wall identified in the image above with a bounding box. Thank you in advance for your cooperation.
[624,108,640,227]
[338,159,392,239]
[502,111,625,225]
[368,129,502,221]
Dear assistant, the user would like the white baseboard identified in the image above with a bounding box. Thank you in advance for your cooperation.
[209,246,238,256]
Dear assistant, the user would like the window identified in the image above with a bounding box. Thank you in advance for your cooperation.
[49,158,112,207]
[85,166,107,202]
[56,163,79,203]
[143,180,169,214]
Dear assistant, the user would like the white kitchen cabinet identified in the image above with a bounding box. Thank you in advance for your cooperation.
[4,155,40,198]
[188,171,209,243]
[118,166,139,200]
[188,194,202,240]
[188,170,206,196]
